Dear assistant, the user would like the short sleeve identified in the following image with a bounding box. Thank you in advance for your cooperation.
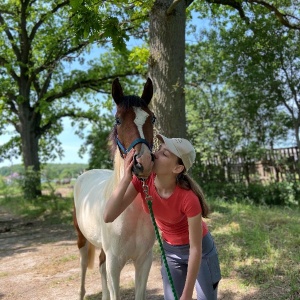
[182,191,202,218]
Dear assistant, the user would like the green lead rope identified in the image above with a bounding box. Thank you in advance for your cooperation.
[142,180,178,300]
[147,200,179,300]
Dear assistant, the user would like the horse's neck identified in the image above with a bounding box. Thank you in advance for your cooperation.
[104,152,125,199]
[113,152,125,186]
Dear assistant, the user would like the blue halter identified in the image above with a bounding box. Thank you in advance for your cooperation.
[116,136,152,157]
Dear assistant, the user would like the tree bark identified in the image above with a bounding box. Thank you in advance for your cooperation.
[19,104,42,198]
[149,0,187,138]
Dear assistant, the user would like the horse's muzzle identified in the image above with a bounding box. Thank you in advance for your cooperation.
[132,153,155,178]
[132,156,143,175]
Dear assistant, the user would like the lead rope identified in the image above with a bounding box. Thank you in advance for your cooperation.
[141,179,178,300]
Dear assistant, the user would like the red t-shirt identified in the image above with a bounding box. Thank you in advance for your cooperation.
[132,173,208,245]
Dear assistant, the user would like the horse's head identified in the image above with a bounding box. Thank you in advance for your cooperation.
[111,77,155,179]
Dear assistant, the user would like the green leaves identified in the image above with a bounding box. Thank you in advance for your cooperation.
[185,7,297,171]
[0,136,21,161]
[0,0,148,174]
[69,0,152,51]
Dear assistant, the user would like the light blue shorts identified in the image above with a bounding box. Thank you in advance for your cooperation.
[161,232,221,300]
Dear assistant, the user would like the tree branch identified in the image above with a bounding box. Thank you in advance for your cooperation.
[43,72,139,103]
[278,52,300,113]
[6,95,19,115]
[0,56,19,82]
[186,0,195,8]
[39,110,97,136]
[0,13,21,61]
[205,0,248,23]
[29,0,69,41]
[39,72,53,98]
[33,41,89,76]
[249,0,300,30]
[167,0,184,15]
[205,0,300,30]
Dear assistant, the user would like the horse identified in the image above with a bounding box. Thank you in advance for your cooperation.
[73,78,156,300]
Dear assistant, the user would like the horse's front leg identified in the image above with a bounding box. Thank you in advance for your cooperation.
[79,242,89,300]
[105,254,123,300]
[134,250,153,300]
[99,249,109,300]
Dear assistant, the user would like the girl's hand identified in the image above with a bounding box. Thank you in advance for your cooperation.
[123,149,135,181]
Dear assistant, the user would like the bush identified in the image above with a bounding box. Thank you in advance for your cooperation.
[201,181,300,207]
[0,176,22,199]
[18,167,41,199]
[264,181,299,206]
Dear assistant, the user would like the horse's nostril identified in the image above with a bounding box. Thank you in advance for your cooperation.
[132,163,144,175]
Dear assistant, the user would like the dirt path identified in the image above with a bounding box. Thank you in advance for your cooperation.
[0,207,261,300]
[0,205,164,300]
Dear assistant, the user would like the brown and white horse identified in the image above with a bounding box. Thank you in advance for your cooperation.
[73,78,156,300]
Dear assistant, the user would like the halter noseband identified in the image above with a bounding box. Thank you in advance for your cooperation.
[116,136,152,158]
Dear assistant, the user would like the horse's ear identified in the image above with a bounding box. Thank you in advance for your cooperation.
[141,77,153,105]
[112,78,124,105]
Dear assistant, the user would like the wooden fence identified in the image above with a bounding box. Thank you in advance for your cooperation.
[197,147,300,184]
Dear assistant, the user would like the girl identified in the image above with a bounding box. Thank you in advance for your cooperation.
[104,134,221,300]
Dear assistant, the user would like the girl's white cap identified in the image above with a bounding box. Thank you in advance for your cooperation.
[157,134,196,171]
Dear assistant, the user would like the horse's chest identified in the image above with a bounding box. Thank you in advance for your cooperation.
[110,206,152,236]
[104,203,154,251]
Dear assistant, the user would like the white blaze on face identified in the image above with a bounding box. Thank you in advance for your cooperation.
[133,107,149,138]
[133,107,153,177]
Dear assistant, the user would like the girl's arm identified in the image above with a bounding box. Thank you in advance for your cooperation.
[103,149,138,223]
[180,213,203,300]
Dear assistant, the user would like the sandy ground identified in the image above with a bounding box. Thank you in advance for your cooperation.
[0,197,289,300]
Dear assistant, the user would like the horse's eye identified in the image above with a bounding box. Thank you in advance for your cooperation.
[115,117,121,125]
[151,115,156,124]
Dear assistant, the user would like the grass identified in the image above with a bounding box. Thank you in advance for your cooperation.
[0,188,299,299]
[0,184,74,224]
[205,199,300,299]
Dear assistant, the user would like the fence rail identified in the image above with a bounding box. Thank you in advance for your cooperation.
[197,147,300,184]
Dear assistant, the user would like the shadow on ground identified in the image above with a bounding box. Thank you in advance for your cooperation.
[85,287,164,300]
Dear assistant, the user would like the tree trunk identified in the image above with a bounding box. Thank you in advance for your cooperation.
[149,0,187,138]
[15,3,42,199]
[19,105,42,198]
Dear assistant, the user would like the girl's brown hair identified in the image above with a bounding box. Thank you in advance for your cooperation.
[176,159,210,218]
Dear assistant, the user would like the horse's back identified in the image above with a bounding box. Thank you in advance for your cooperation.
[74,169,113,246]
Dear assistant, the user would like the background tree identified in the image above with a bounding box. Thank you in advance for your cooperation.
[0,0,143,198]
[3,0,297,198]
[185,17,293,152]
[71,0,300,140]
[79,114,114,170]
[214,17,300,149]
[184,4,299,182]
[199,0,300,31]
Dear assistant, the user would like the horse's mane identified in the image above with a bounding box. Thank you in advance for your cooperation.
[104,151,124,199]
[108,95,149,158]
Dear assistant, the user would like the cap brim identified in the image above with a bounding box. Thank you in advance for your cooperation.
[156,134,181,158]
